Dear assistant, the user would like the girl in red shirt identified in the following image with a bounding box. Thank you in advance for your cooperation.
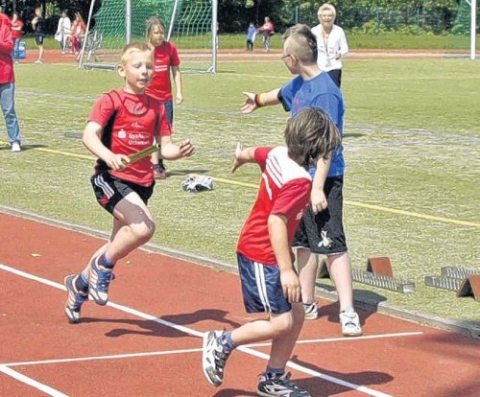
[145,17,183,179]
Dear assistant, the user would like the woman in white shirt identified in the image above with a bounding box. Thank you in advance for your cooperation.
[311,4,349,87]
[55,10,71,54]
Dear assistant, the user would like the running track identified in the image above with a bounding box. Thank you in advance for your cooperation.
[1,211,479,397]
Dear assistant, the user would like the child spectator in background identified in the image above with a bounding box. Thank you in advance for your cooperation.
[63,42,195,324]
[31,6,45,64]
[55,10,71,54]
[0,7,22,152]
[70,12,86,56]
[258,16,274,52]
[145,17,183,180]
[202,107,341,396]
[10,12,23,64]
[246,22,256,52]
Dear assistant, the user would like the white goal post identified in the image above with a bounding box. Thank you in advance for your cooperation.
[78,0,218,73]
[469,0,477,60]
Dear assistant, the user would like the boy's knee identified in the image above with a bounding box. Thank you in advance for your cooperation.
[270,312,294,337]
[130,222,155,242]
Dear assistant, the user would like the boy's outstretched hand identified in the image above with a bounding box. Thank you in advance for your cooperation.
[231,142,246,173]
[179,139,195,157]
[240,92,257,114]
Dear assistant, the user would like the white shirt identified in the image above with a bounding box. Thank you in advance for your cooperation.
[311,24,348,71]
[57,17,71,35]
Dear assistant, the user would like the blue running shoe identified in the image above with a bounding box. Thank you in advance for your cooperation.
[88,257,114,306]
[257,372,311,397]
[64,274,88,324]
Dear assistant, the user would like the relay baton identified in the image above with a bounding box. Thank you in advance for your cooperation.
[123,144,161,165]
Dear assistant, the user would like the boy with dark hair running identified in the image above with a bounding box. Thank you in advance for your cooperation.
[63,42,195,324]
[202,107,341,397]
[240,24,362,337]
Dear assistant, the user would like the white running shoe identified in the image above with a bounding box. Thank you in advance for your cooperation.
[340,307,363,337]
[202,330,231,387]
[303,301,318,320]
[11,142,21,152]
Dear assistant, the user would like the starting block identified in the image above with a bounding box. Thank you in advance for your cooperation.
[425,267,480,301]
[317,256,415,294]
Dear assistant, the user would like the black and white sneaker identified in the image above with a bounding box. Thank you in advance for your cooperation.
[202,330,231,387]
[257,372,311,397]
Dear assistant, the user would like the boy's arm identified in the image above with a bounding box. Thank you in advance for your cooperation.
[158,135,195,160]
[82,121,130,170]
[0,23,13,54]
[240,88,281,114]
[171,66,183,105]
[231,142,257,173]
[268,214,301,303]
[311,156,332,213]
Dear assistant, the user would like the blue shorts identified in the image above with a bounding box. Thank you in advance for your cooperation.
[237,253,293,315]
[161,100,174,125]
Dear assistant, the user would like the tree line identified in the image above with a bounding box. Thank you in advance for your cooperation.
[2,0,466,35]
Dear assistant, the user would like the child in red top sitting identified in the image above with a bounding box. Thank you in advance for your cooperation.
[63,42,195,324]
[70,12,86,55]
[145,17,183,180]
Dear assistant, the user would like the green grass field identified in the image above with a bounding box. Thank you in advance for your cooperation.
[1,56,480,327]
[21,30,478,51]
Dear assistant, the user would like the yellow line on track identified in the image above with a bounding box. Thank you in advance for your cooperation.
[31,147,480,229]
[35,147,95,160]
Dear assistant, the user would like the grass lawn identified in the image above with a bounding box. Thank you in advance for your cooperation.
[1,55,479,327]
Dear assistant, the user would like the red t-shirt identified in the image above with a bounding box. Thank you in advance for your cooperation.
[146,42,180,101]
[0,14,14,84]
[259,21,274,37]
[88,89,172,186]
[11,19,23,39]
[236,147,312,265]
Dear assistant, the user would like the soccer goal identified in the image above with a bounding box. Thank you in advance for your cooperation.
[78,0,218,73]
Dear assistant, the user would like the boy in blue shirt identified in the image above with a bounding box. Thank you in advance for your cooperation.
[241,24,362,337]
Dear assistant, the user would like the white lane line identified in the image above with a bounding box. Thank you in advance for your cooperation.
[4,348,203,367]
[3,332,422,368]
[246,331,424,348]
[0,365,68,397]
[0,263,393,397]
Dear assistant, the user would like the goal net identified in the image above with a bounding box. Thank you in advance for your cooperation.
[78,0,218,72]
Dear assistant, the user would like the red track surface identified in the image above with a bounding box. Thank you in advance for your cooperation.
[1,212,479,397]
[18,47,469,66]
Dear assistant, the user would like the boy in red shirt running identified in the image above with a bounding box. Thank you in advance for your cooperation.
[146,17,183,180]
[202,107,340,397]
[63,42,195,324]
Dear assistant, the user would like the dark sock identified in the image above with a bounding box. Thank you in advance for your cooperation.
[98,254,115,270]
[218,331,236,354]
[265,366,284,380]
[75,274,89,293]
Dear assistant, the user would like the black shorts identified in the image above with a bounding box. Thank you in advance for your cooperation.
[91,171,154,214]
[35,35,45,46]
[292,175,347,255]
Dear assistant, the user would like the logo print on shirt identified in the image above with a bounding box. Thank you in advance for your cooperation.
[118,129,127,139]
